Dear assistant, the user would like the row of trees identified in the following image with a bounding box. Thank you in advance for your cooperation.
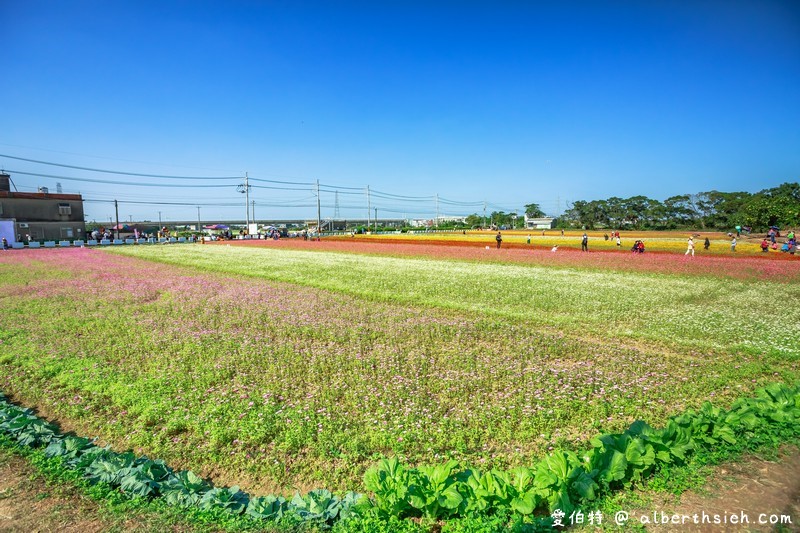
[561,183,799,231]
[465,183,799,231]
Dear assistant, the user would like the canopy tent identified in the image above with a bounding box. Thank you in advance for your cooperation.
[203,224,229,230]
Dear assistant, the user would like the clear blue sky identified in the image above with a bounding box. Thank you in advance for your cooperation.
[1,1,798,224]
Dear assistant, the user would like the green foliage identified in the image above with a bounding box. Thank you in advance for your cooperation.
[353,382,800,523]
[44,435,94,461]
[161,470,210,507]
[1,374,799,530]
[198,485,249,514]
[558,183,800,230]
[408,459,464,519]
[246,494,289,520]
[364,457,413,518]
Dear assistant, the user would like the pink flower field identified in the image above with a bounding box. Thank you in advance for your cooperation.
[218,236,800,283]
[0,246,798,494]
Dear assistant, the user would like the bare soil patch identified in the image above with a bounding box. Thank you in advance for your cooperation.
[640,448,800,532]
[0,449,116,532]
[0,448,197,532]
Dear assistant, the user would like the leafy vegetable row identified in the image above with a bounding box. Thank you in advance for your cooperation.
[0,392,363,528]
[364,382,800,521]
[2,382,799,529]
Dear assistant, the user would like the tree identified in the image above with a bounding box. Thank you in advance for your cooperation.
[465,214,483,227]
[662,195,696,228]
[696,191,751,229]
[524,203,545,218]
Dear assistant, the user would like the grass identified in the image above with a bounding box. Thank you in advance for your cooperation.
[0,246,798,496]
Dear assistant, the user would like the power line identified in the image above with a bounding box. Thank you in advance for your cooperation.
[371,189,436,200]
[6,170,235,188]
[8,170,319,192]
[4,153,544,221]
[0,154,241,180]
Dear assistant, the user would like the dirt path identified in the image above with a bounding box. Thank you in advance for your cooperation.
[0,448,198,533]
[638,448,800,532]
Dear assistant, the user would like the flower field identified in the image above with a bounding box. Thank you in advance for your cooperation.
[1,244,798,501]
[223,236,800,283]
[336,230,770,255]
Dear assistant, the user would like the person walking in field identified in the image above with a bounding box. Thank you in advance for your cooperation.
[616,235,621,248]
[581,233,588,252]
[526,234,531,245]
[496,231,502,249]
[685,237,695,257]
[730,236,737,252]
[704,237,710,250]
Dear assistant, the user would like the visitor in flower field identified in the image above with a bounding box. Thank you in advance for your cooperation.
[616,235,621,248]
[495,231,502,249]
[731,236,737,252]
[1,238,7,250]
[581,233,588,252]
[704,237,710,250]
[761,239,770,252]
[685,237,695,256]
[526,234,531,244]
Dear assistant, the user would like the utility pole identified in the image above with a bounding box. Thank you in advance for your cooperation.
[129,215,132,223]
[251,200,255,226]
[483,202,487,228]
[316,179,322,240]
[114,199,120,240]
[334,191,340,219]
[158,211,162,227]
[245,172,250,230]
[237,173,251,231]
[436,194,440,229]
[374,207,377,230]
[366,185,371,232]
[197,206,201,232]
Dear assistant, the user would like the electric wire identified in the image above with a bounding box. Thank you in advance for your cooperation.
[0,154,241,180]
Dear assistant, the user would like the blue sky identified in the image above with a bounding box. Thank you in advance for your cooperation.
[1,1,798,224]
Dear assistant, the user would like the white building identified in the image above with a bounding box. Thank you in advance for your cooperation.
[525,216,556,229]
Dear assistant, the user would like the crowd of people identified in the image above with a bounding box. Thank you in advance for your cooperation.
[494,228,797,257]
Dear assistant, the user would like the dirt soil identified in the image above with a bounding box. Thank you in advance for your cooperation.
[639,448,800,532]
[0,449,196,533]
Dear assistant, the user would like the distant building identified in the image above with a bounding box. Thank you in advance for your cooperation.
[409,216,467,228]
[525,216,556,229]
[0,173,86,241]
